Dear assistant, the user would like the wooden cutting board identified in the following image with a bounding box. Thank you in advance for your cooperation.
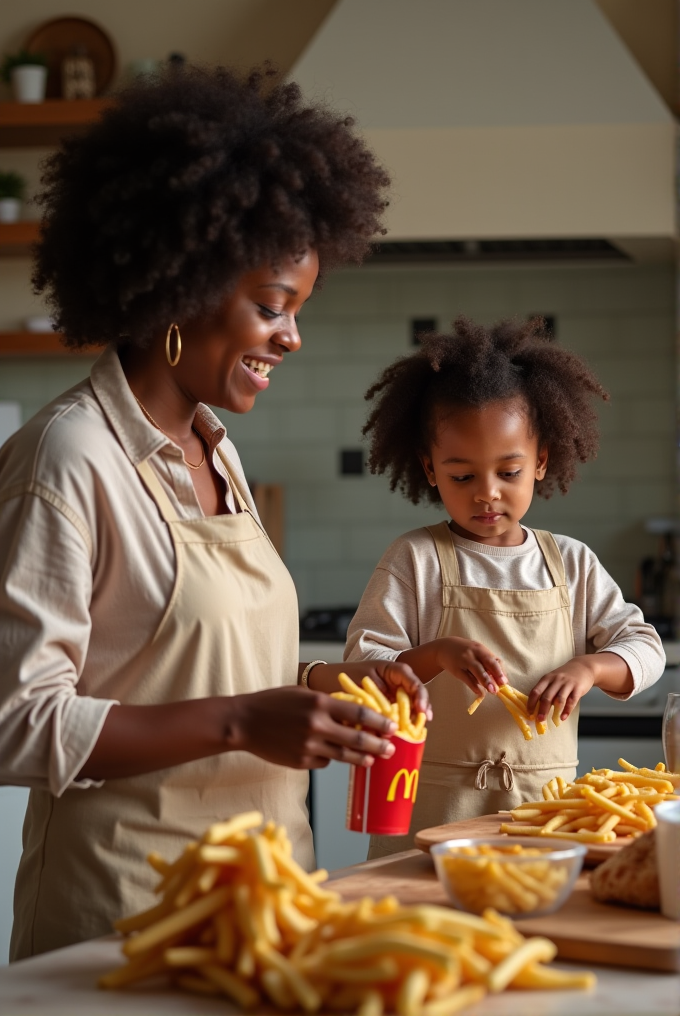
[413,813,633,866]
[330,849,680,973]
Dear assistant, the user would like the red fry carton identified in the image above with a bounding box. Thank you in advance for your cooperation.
[346,732,426,836]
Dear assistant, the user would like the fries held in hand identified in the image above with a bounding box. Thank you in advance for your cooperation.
[101,811,595,1013]
[333,674,427,743]
[468,684,557,739]
[500,761,679,845]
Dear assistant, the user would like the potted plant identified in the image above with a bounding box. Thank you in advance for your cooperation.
[0,171,26,222]
[2,50,48,103]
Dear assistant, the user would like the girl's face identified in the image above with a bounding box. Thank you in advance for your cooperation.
[172,250,319,414]
[420,398,548,547]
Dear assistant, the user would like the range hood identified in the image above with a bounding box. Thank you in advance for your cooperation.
[291,0,676,262]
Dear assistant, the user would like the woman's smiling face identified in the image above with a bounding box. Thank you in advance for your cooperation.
[175,250,319,413]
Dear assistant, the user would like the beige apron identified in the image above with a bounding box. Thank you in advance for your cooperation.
[369,521,579,858]
[12,452,312,959]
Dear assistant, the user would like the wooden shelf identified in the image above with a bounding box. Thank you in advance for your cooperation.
[0,221,39,255]
[0,332,95,356]
[0,99,110,146]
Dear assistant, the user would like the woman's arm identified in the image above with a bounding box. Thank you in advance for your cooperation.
[79,687,398,781]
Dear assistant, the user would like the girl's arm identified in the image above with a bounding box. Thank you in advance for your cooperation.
[344,532,505,701]
[398,638,507,695]
[528,539,664,721]
[528,652,633,722]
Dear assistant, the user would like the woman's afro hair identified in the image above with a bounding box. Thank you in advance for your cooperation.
[363,316,609,504]
[33,64,390,348]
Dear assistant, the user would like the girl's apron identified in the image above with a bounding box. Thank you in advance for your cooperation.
[11,453,312,959]
[369,521,579,858]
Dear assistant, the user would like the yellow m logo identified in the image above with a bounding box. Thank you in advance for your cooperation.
[386,768,419,803]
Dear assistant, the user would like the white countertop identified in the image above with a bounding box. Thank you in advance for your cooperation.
[0,935,678,1015]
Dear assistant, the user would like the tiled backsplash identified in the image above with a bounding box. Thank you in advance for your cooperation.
[0,261,674,609]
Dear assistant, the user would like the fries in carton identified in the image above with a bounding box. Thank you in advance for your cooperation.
[102,810,596,1012]
[332,676,427,836]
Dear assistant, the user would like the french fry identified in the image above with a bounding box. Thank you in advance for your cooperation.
[103,812,594,1013]
[467,694,484,715]
[331,674,427,743]
[502,762,677,844]
[487,937,557,992]
[361,677,393,717]
[497,693,533,740]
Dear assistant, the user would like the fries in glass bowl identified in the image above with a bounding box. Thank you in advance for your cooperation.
[432,838,586,918]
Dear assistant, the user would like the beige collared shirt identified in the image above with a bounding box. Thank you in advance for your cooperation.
[0,347,258,797]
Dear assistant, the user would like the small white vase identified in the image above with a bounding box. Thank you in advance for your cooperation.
[11,65,48,103]
[0,198,21,222]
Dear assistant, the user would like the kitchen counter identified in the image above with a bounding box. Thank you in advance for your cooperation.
[1,853,678,1015]
[0,935,677,1015]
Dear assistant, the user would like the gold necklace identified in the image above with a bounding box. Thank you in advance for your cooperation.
[134,396,206,470]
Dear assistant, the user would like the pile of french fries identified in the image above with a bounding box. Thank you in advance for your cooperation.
[440,844,570,916]
[101,811,595,1014]
[332,674,427,743]
[469,684,560,739]
[500,759,679,844]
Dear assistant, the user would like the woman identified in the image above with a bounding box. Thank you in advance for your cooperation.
[0,66,429,959]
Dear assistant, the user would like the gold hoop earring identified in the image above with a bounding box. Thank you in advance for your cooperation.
[165,323,182,367]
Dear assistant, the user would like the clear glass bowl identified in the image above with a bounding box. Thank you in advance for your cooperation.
[431,836,586,918]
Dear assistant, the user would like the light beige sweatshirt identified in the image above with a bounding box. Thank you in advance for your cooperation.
[345,525,665,698]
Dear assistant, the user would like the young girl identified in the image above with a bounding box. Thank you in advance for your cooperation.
[345,317,665,857]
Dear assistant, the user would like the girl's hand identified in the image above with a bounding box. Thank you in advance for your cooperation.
[398,637,506,697]
[228,686,397,769]
[307,660,432,720]
[528,652,634,722]
[433,636,507,696]
[528,658,595,721]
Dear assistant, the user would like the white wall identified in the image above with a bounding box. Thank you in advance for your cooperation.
[219,261,674,609]
[1,262,674,607]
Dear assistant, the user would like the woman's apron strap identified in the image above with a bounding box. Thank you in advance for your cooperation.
[532,529,567,587]
[215,447,251,514]
[136,459,179,523]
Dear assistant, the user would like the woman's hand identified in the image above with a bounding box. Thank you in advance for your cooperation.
[307,660,431,719]
[528,652,634,722]
[398,637,507,696]
[227,686,397,769]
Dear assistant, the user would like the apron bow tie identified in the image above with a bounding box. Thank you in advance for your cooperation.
[474,751,515,792]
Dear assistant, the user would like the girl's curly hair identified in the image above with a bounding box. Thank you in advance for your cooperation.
[363,316,609,504]
[33,65,390,348]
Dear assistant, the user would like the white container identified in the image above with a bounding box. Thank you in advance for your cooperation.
[11,65,47,103]
[655,800,680,921]
[0,198,20,222]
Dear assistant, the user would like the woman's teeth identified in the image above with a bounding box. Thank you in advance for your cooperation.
[243,358,273,378]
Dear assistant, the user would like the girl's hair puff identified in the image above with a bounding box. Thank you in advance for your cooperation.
[363,316,609,505]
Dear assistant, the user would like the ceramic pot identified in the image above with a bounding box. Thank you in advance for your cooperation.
[0,198,21,223]
[11,65,48,103]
